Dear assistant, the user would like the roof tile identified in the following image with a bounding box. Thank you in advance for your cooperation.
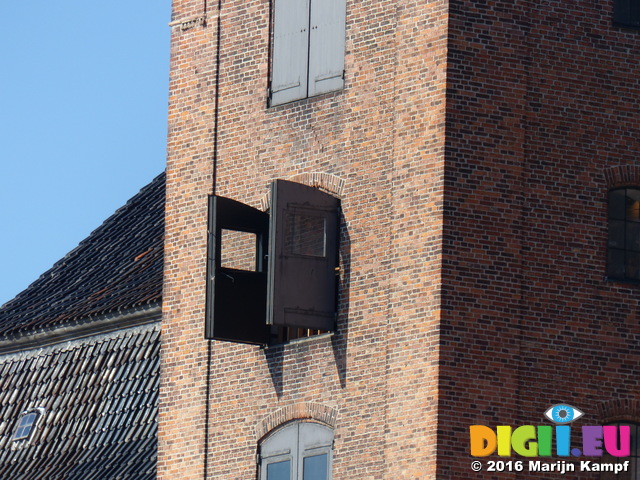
[0,324,159,479]
[0,172,165,336]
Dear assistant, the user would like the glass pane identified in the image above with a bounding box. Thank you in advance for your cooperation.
[627,188,640,222]
[303,453,328,480]
[267,460,291,480]
[609,220,625,248]
[608,249,625,278]
[628,222,640,252]
[609,189,626,220]
[18,413,36,429]
[627,252,640,280]
[13,413,36,440]
[285,213,326,257]
[220,229,257,271]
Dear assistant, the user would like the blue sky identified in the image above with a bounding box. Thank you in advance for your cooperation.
[0,1,171,305]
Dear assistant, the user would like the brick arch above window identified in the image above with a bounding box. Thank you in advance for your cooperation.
[604,166,640,188]
[259,173,346,211]
[597,399,640,423]
[255,403,339,440]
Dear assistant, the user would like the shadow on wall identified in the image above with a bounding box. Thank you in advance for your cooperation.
[265,209,351,396]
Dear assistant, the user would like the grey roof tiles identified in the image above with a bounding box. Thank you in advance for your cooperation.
[0,172,166,478]
[0,323,159,480]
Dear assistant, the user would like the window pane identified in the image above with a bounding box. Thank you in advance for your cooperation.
[18,413,36,429]
[608,249,625,278]
[628,222,640,252]
[267,460,291,480]
[285,213,326,257]
[627,252,640,280]
[609,220,625,248]
[303,453,328,480]
[627,189,640,222]
[13,413,37,440]
[610,189,627,220]
[220,229,257,271]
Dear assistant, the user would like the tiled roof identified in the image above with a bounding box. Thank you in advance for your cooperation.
[0,173,165,337]
[0,322,160,479]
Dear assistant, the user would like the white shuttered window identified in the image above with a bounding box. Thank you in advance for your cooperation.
[259,422,333,480]
[271,0,346,106]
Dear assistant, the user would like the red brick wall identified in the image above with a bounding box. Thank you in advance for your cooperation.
[160,7,216,478]
[440,1,640,478]
[161,0,640,478]
[160,0,447,479]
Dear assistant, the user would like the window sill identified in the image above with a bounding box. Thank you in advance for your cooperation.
[604,276,640,285]
[613,21,640,30]
[263,331,334,350]
[267,88,344,110]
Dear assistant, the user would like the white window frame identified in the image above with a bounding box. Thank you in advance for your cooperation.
[259,421,333,480]
[12,407,45,443]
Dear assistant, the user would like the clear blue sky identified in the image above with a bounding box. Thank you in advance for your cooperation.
[0,1,171,306]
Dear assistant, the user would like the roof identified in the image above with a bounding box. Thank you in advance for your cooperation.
[0,173,166,478]
[0,322,160,480]
[0,172,165,337]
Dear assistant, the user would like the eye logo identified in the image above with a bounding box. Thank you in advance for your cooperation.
[470,404,631,458]
[544,404,584,424]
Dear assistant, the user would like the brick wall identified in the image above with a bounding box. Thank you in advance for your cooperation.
[161,0,640,478]
[159,6,217,477]
[440,1,640,478]
[160,0,447,478]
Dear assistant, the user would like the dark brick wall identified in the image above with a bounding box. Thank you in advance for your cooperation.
[440,1,640,478]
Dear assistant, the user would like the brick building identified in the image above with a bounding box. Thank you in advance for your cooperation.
[160,1,640,479]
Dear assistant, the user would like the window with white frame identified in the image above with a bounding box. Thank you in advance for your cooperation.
[269,0,346,106]
[259,421,333,480]
[12,408,45,442]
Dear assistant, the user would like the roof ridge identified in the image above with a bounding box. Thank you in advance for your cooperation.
[46,171,166,275]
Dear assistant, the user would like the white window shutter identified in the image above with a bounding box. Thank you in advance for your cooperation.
[308,0,346,97]
[271,0,310,105]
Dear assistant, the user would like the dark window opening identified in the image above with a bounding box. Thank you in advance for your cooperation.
[206,180,340,345]
[608,187,640,281]
[271,326,329,344]
[614,0,640,28]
